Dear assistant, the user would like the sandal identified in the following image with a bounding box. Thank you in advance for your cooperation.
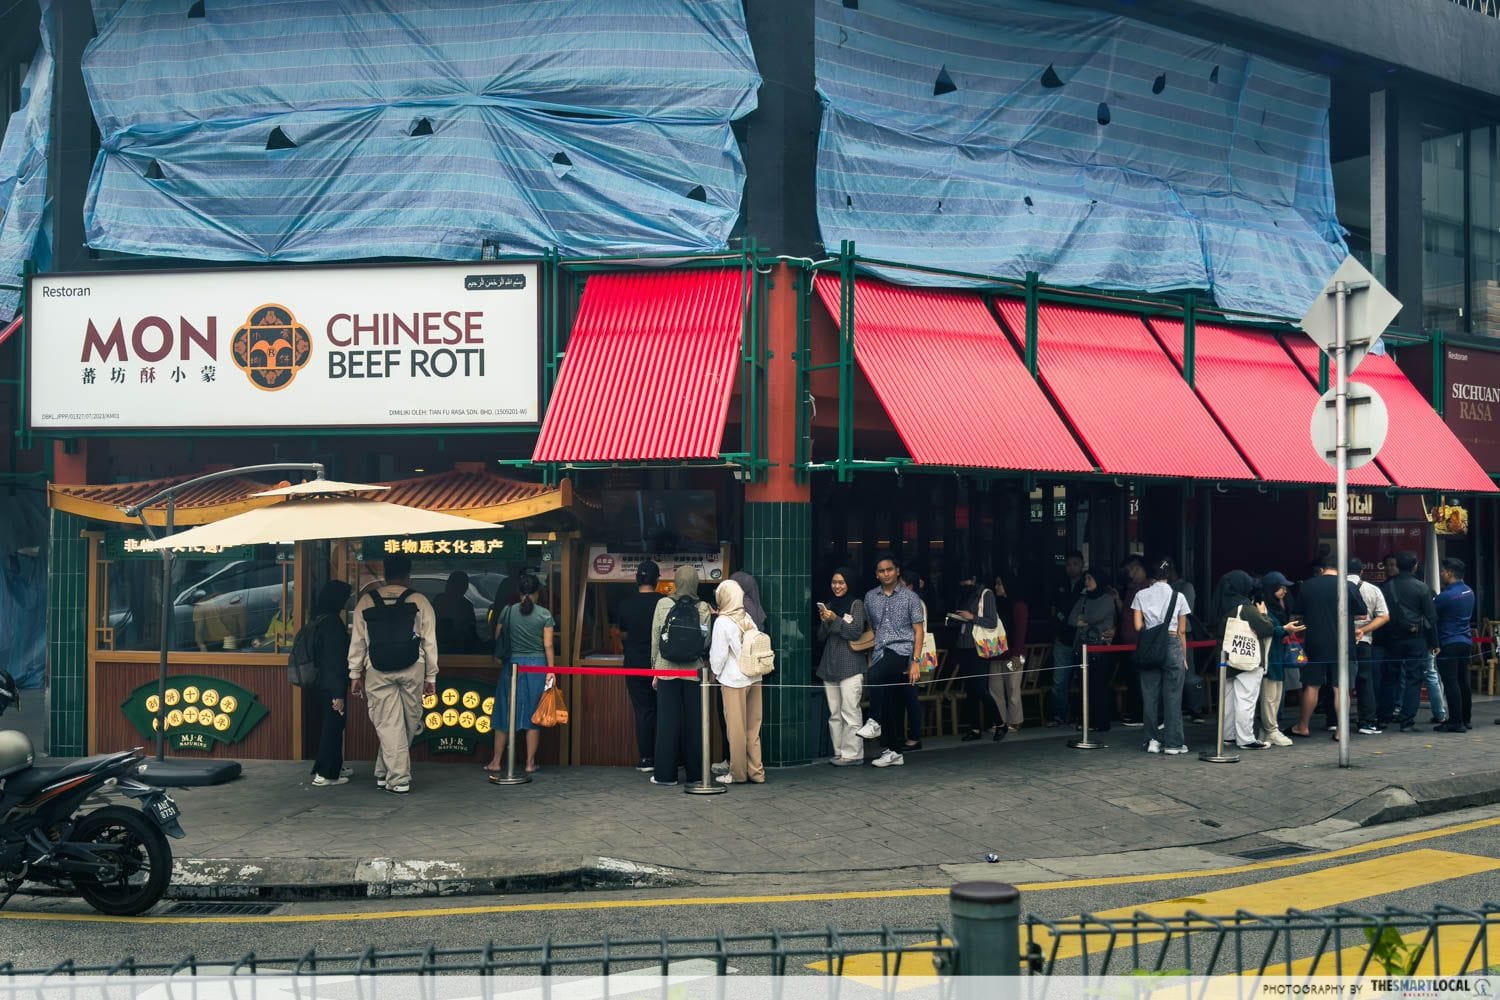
[525,763,541,773]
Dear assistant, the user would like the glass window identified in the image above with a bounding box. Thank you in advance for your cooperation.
[1470,125,1500,337]
[1423,129,1466,334]
[1333,155,1374,277]
[96,552,294,653]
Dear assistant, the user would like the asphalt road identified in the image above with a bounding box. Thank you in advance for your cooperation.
[5,806,1500,976]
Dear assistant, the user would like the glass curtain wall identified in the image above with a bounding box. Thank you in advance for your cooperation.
[1471,125,1500,337]
[1423,129,1466,335]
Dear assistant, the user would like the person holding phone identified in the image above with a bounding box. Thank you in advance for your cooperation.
[1259,571,1302,747]
[953,570,1005,742]
[816,567,868,765]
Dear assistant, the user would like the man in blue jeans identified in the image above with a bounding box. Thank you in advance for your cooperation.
[1048,551,1086,725]
[1386,551,1440,732]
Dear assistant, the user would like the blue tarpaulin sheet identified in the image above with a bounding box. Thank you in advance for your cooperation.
[83,0,760,262]
[0,1,53,322]
[816,0,1346,319]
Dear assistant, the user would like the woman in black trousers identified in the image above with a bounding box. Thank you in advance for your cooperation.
[953,574,1005,741]
[309,580,353,786]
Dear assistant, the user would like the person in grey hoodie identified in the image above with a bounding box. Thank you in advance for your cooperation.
[649,565,712,786]
[817,566,869,765]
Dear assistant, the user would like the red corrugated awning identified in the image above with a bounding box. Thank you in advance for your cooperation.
[1148,319,1388,487]
[1283,339,1496,493]
[994,300,1254,480]
[813,276,1092,472]
[532,270,745,462]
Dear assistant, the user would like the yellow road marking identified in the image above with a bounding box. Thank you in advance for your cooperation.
[1285,922,1500,976]
[813,849,1500,979]
[3,815,1499,925]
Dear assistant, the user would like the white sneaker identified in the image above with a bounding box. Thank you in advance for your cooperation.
[339,766,354,779]
[1163,745,1191,755]
[1145,739,1162,754]
[871,749,904,767]
[1268,732,1294,747]
[375,778,386,788]
[711,759,731,775]
[714,773,734,785]
[311,774,348,787]
[854,719,882,740]
[649,776,678,786]
[385,783,411,794]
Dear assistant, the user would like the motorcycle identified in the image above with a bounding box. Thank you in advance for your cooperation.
[0,669,193,915]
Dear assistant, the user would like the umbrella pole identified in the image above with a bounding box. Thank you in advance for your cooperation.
[155,501,175,761]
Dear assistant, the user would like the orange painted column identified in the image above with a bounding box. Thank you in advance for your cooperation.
[745,264,814,764]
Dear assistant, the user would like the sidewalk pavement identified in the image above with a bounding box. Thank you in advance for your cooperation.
[146,699,1500,900]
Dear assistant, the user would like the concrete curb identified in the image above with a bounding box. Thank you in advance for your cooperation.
[168,855,687,901]
[1333,768,1500,827]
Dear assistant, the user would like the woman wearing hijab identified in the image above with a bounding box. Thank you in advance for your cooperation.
[1212,570,1276,750]
[649,565,712,786]
[1069,570,1118,732]
[730,571,767,630]
[953,571,1005,741]
[711,579,767,785]
[817,567,869,764]
[309,580,353,786]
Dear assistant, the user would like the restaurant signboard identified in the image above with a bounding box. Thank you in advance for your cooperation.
[28,262,539,430]
[1444,346,1500,471]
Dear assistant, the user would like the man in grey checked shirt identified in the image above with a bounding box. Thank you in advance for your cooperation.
[854,553,925,768]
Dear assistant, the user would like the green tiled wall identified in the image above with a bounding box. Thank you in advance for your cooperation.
[744,501,814,766]
[48,511,89,756]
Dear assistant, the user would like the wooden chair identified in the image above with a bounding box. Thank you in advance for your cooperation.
[919,646,964,737]
[1019,643,1052,724]
[1471,622,1499,696]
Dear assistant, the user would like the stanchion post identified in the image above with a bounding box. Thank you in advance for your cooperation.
[686,666,727,796]
[490,664,531,786]
[1199,660,1239,763]
[1068,645,1105,750]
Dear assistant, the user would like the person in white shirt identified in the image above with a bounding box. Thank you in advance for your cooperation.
[1129,558,1193,755]
[1348,558,1391,735]
[709,579,765,786]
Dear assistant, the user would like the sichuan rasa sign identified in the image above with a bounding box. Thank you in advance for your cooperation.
[27,262,538,430]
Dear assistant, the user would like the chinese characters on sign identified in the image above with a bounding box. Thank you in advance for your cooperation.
[104,534,254,561]
[359,531,526,562]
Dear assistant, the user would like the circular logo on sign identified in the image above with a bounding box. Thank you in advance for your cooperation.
[219,695,238,715]
[442,708,460,727]
[441,688,459,707]
[425,711,443,730]
[462,691,480,710]
[482,696,495,716]
[182,706,200,725]
[231,303,312,392]
[146,695,161,713]
[213,713,231,732]
[423,692,438,709]
[709,568,722,581]
[475,715,492,735]
[164,689,180,707]
[593,554,616,575]
[198,711,217,730]
[201,689,220,707]
[458,711,476,730]
[166,709,183,729]
[182,685,200,705]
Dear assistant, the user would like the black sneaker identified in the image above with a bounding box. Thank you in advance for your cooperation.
[634,758,654,773]
[1120,719,1145,729]
[1399,721,1422,732]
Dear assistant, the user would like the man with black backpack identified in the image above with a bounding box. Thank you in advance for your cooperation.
[648,564,712,786]
[348,553,439,794]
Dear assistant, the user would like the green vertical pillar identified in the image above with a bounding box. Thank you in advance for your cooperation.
[48,510,89,756]
[745,500,813,766]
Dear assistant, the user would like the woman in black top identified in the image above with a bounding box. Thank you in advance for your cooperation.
[954,573,1006,741]
[310,580,353,786]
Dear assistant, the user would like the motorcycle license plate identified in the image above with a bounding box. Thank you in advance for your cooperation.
[149,795,179,824]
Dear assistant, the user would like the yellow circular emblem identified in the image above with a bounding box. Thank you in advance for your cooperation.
[166,709,183,728]
[219,695,238,714]
[201,688,220,707]
[146,694,161,713]
[151,718,160,731]
[425,711,443,730]
[182,706,200,725]
[462,690,480,710]
[482,696,495,716]
[197,711,216,730]
[475,715,492,735]
[442,708,459,727]
[423,692,438,709]
[458,711,476,730]
[182,685,200,705]
[441,688,459,706]
[164,688,180,706]
[213,712,231,732]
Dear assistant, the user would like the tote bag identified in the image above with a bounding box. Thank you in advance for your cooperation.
[1221,605,1263,672]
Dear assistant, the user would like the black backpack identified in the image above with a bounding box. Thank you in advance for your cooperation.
[363,589,421,671]
[286,614,327,687]
[1133,583,1181,671]
[658,597,708,664]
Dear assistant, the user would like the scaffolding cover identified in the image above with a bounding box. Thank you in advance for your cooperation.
[82,1,760,262]
[816,0,1346,319]
[0,1,53,322]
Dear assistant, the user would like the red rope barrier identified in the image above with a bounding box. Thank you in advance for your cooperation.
[1084,640,1218,654]
[514,664,698,678]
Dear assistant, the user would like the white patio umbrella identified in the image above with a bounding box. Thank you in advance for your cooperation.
[136,496,491,550]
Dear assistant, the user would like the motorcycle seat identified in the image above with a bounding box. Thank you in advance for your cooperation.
[0,751,136,806]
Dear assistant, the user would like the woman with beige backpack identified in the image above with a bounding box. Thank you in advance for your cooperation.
[709,579,767,785]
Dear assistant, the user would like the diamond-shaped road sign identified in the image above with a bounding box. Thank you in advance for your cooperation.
[1298,256,1401,375]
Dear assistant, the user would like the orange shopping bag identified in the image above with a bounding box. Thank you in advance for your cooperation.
[531,680,569,727]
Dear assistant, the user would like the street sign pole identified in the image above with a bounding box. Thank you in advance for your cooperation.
[1333,280,1351,769]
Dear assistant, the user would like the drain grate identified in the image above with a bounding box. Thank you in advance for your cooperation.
[166,901,282,917]
[1234,844,1312,861]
